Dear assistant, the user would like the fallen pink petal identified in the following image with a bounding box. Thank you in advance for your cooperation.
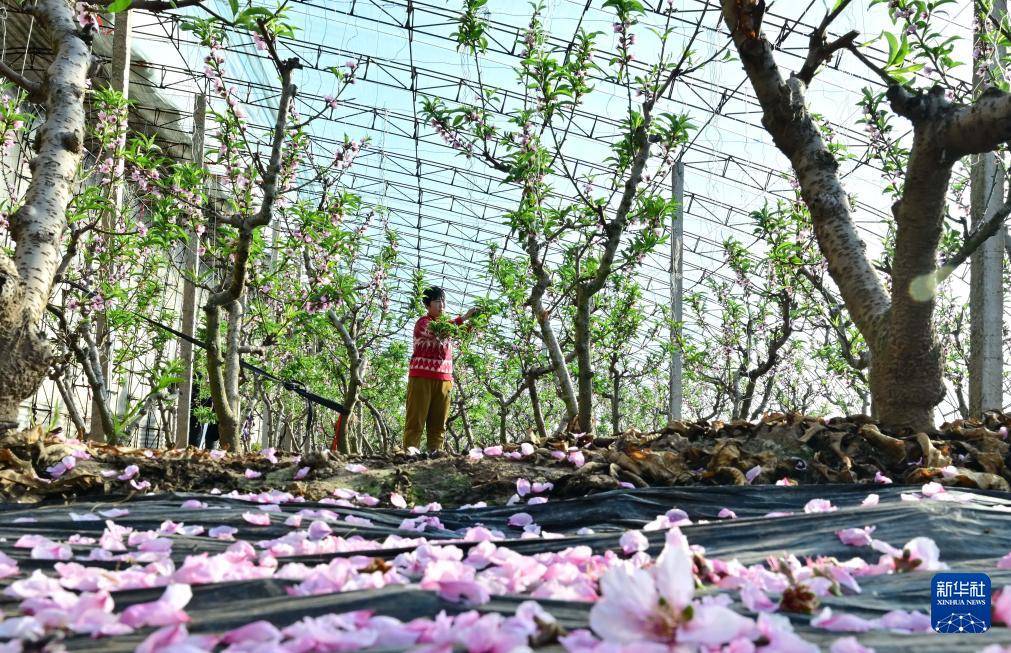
[120,584,193,628]
[837,526,875,547]
[804,498,837,513]
[241,512,272,526]
[129,479,151,491]
[508,513,534,528]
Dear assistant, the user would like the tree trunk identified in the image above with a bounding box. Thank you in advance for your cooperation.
[300,408,310,453]
[574,289,594,433]
[278,408,293,450]
[452,372,475,450]
[224,303,241,413]
[204,303,238,450]
[261,390,274,449]
[870,142,950,428]
[602,353,618,434]
[69,320,117,439]
[528,377,547,441]
[739,375,759,421]
[498,404,508,445]
[533,296,578,425]
[54,373,87,437]
[719,1,951,429]
[361,397,389,452]
[203,62,298,448]
[524,228,578,423]
[728,370,743,421]
[750,375,775,421]
[338,377,359,455]
[358,405,375,455]
[201,299,245,450]
[0,1,92,432]
[328,310,362,455]
[446,422,460,453]
[459,400,474,450]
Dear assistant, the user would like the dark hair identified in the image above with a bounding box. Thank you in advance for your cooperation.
[422,286,445,306]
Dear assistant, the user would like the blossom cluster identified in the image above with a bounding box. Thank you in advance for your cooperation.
[334,136,368,171]
[0,109,23,158]
[430,117,474,156]
[75,2,99,29]
[613,19,635,68]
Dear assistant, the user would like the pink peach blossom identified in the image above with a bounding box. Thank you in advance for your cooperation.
[589,529,755,646]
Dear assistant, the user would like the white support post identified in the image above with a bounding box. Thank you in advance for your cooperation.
[969,0,1006,417]
[668,161,684,424]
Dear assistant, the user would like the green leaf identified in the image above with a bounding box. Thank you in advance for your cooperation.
[229,0,239,15]
[896,33,909,65]
[891,63,924,75]
[108,0,132,12]
[884,31,899,66]
[242,7,275,17]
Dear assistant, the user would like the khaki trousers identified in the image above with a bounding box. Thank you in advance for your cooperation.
[404,376,452,451]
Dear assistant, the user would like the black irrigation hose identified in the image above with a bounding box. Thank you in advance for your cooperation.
[136,313,350,417]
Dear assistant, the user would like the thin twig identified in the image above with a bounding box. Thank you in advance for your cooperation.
[846,44,899,86]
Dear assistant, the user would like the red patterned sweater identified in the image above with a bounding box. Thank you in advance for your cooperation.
[408,315,463,381]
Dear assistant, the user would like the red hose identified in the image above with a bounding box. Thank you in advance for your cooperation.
[330,413,344,452]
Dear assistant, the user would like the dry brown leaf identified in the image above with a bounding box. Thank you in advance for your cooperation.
[914,432,950,469]
[858,424,907,466]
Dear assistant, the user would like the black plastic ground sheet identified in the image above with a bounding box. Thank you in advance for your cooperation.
[0,484,1009,651]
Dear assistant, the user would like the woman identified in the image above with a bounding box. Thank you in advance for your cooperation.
[403,286,478,452]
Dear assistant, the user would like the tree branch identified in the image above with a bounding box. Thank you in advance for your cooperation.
[326,308,363,386]
[208,59,298,308]
[524,350,577,379]
[938,86,1011,158]
[800,267,869,371]
[718,0,890,342]
[797,0,858,86]
[0,61,44,103]
[939,173,1011,275]
[845,44,899,87]
[748,291,793,381]
[798,30,858,86]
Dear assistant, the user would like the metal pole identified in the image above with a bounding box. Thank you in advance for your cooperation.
[174,93,206,448]
[668,161,684,423]
[969,0,1006,416]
